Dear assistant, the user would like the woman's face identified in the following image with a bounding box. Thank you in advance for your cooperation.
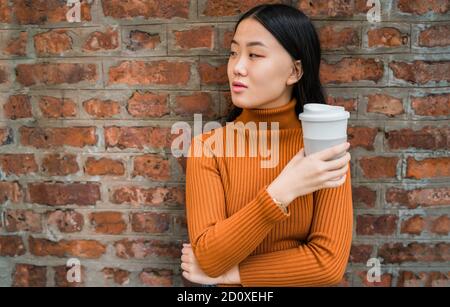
[227,18,301,109]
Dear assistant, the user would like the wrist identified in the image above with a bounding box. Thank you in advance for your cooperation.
[267,182,292,206]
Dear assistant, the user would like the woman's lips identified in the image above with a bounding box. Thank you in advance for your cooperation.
[232,85,247,93]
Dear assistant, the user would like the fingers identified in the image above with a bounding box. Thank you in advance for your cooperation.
[323,172,348,188]
[324,162,349,181]
[181,262,190,273]
[323,152,351,171]
[181,254,191,263]
[312,142,350,162]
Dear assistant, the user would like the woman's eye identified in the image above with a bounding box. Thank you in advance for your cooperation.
[249,53,260,58]
[229,51,237,56]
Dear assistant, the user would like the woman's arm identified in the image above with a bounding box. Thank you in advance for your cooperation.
[186,135,290,278]
[238,165,353,286]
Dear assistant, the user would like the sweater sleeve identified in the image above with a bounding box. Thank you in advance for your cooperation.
[185,136,290,278]
[238,163,353,286]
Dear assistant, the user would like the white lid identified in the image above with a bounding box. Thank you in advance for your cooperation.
[298,103,349,122]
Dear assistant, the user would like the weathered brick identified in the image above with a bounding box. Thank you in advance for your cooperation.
[89,211,126,234]
[114,239,181,259]
[46,210,84,233]
[401,214,449,236]
[367,27,408,48]
[348,126,378,150]
[16,63,98,86]
[0,154,38,175]
[126,91,169,118]
[4,94,33,119]
[20,126,97,149]
[174,92,216,118]
[83,28,119,52]
[356,214,398,235]
[139,268,173,286]
[319,25,359,50]
[110,186,185,207]
[386,187,450,209]
[29,236,106,259]
[199,62,228,85]
[352,185,377,208]
[34,30,73,56]
[0,235,26,256]
[202,0,286,17]
[390,60,450,84]
[126,30,161,51]
[359,156,399,179]
[173,26,214,50]
[38,96,77,118]
[4,31,27,56]
[411,93,450,117]
[83,98,121,118]
[397,0,449,15]
[27,182,101,206]
[54,265,85,287]
[0,181,22,203]
[350,244,373,263]
[102,0,189,19]
[102,267,130,285]
[418,24,450,47]
[406,157,450,179]
[12,264,46,287]
[130,212,171,233]
[105,126,173,150]
[42,154,79,176]
[321,58,384,84]
[397,271,449,287]
[385,126,448,150]
[5,210,42,233]
[132,154,171,180]
[366,94,404,117]
[378,242,449,263]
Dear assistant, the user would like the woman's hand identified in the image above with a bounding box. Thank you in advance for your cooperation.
[181,243,241,285]
[267,142,351,205]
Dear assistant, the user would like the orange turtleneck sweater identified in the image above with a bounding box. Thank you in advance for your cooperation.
[185,97,353,287]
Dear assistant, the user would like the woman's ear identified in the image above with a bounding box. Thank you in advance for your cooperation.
[287,60,303,85]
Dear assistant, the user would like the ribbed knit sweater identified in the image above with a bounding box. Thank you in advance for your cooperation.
[185,96,353,287]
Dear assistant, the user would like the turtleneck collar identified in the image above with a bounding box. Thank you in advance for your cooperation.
[234,96,302,130]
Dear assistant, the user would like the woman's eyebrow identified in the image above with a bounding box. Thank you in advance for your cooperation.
[231,39,268,48]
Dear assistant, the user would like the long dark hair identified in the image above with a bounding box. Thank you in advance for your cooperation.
[226,4,326,122]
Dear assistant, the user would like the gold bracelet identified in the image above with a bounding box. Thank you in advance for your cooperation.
[272,197,288,214]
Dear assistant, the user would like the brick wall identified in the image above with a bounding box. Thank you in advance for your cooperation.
[0,0,448,287]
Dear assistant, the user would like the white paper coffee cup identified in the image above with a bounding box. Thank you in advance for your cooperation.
[298,103,350,160]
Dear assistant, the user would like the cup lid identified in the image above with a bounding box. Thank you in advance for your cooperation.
[298,103,349,122]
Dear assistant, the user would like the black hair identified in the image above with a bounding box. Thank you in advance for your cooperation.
[226,4,326,122]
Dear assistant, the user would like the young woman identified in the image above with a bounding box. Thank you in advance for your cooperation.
[181,4,353,287]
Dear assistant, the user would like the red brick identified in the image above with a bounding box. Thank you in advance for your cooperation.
[139,268,173,286]
[0,235,26,256]
[352,186,377,209]
[5,210,42,233]
[83,28,119,52]
[54,265,85,287]
[27,182,101,206]
[0,0,11,23]
[4,31,27,56]
[0,127,13,145]
[350,244,373,263]
[105,126,172,150]
[174,26,214,50]
[359,156,399,179]
[411,93,449,117]
[319,25,359,50]
[0,66,8,84]
[127,91,169,118]
[199,62,228,85]
[297,0,354,17]
[366,94,404,117]
[33,30,72,56]
[4,94,32,119]
[406,157,450,179]
[386,126,448,150]
[102,268,130,285]
[173,215,187,235]
[368,27,408,48]
[378,242,449,263]
[386,187,450,209]
[13,0,92,24]
[397,0,449,15]
[46,210,84,233]
[114,239,181,259]
[84,157,125,176]
[0,181,22,203]
[356,214,398,235]
[29,236,106,259]
[126,30,161,51]
[132,154,171,181]
[20,126,97,149]
[102,0,189,19]
[12,264,46,287]
[326,96,357,112]
[42,153,79,176]
[419,25,450,47]
[401,214,449,236]
[130,212,171,233]
[83,98,121,118]
[174,92,216,118]
[108,60,190,86]
[389,60,450,84]
[202,0,284,17]
[397,271,449,287]
[89,212,126,234]
[110,186,185,207]
[38,96,77,118]
[357,271,392,287]
[16,63,97,86]
[320,58,384,84]
[347,126,378,150]
[0,154,38,175]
